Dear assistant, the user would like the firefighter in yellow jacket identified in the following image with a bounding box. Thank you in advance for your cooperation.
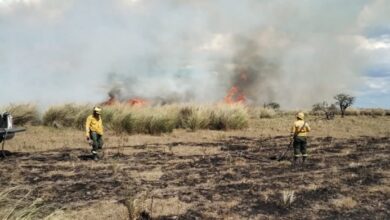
[86,107,104,159]
[291,112,311,164]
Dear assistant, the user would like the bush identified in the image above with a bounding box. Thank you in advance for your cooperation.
[4,103,41,125]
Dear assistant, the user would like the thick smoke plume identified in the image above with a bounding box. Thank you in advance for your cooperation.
[0,0,385,108]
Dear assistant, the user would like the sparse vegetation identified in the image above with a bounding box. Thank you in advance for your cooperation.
[263,102,280,110]
[250,107,277,119]
[312,101,337,120]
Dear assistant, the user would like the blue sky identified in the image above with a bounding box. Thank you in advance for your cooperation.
[356,32,390,108]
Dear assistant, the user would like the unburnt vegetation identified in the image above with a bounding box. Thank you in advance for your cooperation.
[1,115,390,219]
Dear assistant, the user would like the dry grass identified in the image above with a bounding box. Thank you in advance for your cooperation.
[40,103,249,135]
[1,114,390,219]
[249,107,277,119]
[46,200,128,220]
[2,103,41,125]
[331,196,358,209]
[0,187,45,220]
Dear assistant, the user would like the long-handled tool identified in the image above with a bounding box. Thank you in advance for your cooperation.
[274,122,307,161]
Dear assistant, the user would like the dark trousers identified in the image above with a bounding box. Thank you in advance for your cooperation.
[90,131,103,153]
[293,136,307,158]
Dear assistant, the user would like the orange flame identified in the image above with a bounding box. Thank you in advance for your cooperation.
[127,98,148,107]
[101,96,118,106]
[101,96,148,107]
[224,86,246,104]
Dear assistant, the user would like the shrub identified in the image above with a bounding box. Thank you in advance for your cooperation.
[4,103,41,125]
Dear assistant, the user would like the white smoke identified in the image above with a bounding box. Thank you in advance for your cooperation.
[0,0,387,108]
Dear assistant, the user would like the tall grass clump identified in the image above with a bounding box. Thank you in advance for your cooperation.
[0,187,45,219]
[359,108,386,116]
[43,104,91,127]
[344,108,360,116]
[111,105,179,135]
[209,104,249,130]
[4,103,41,125]
[41,103,249,134]
[249,107,277,119]
[178,106,211,131]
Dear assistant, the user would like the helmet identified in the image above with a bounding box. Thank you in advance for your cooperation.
[93,106,102,115]
[297,112,304,120]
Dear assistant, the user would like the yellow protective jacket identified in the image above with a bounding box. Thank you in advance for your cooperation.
[85,115,104,137]
[291,120,311,137]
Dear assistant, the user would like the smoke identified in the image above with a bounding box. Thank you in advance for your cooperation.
[0,0,383,108]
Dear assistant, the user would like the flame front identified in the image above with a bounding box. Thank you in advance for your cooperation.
[224,86,246,104]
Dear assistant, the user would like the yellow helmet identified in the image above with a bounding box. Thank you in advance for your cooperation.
[93,106,102,115]
[297,112,304,120]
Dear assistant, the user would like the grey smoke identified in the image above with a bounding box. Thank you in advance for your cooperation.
[0,0,384,108]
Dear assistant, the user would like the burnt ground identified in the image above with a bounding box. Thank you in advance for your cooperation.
[1,136,390,219]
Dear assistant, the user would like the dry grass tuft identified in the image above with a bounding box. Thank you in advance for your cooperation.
[3,103,41,125]
[0,186,45,220]
[249,107,277,119]
[281,190,295,206]
[43,104,92,127]
[331,196,357,209]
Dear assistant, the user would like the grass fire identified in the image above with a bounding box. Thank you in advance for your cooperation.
[1,0,390,219]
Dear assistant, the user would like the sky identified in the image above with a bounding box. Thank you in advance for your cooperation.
[0,0,389,109]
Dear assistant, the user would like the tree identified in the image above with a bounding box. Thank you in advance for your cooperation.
[334,93,355,118]
[312,101,337,120]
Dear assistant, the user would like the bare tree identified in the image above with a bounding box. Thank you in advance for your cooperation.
[334,93,355,118]
[312,101,337,120]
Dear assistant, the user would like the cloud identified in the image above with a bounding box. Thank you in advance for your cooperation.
[0,0,388,108]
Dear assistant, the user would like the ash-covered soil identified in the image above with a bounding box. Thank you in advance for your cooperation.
[1,136,389,219]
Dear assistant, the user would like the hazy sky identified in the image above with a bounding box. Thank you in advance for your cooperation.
[0,0,389,108]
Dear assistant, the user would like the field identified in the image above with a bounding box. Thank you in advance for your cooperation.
[1,115,390,219]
